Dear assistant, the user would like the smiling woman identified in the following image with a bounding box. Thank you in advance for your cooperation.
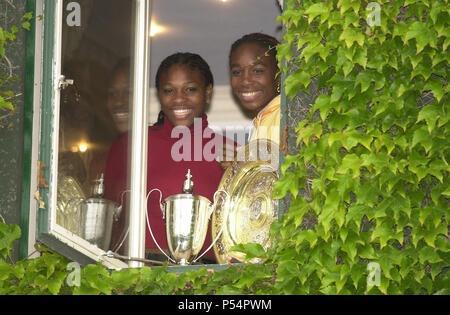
[156,53,213,127]
[104,52,234,265]
[229,33,281,145]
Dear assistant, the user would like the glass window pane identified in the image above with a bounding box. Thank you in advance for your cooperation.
[52,0,282,267]
[56,0,135,253]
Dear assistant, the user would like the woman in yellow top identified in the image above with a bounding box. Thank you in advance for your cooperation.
[229,33,281,145]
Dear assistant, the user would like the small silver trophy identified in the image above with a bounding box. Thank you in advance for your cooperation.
[78,174,122,250]
[147,170,228,265]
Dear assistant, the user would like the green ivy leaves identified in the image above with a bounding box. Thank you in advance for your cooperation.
[0,223,21,260]
[1,12,33,127]
[274,0,449,295]
[1,1,448,296]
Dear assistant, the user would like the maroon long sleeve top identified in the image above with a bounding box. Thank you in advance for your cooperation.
[104,115,230,260]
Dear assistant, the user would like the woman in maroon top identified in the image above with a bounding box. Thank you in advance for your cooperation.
[104,52,232,263]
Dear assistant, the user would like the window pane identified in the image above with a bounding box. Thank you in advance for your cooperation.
[56,0,135,253]
[52,0,282,267]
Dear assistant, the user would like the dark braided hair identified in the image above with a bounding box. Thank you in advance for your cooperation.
[154,52,214,125]
[229,33,280,68]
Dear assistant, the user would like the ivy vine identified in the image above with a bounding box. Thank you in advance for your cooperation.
[272,0,449,294]
[1,0,449,295]
[0,11,32,128]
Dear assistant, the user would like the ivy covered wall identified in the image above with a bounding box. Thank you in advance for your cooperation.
[0,0,448,296]
[0,0,28,262]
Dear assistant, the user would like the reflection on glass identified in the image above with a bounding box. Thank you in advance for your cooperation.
[56,0,134,251]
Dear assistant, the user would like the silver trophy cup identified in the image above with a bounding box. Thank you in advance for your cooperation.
[78,174,122,250]
[146,170,228,265]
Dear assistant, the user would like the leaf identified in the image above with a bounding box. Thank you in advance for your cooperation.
[281,153,300,174]
[404,21,436,53]
[82,263,113,295]
[297,122,322,146]
[393,21,409,40]
[0,260,12,281]
[411,125,433,153]
[338,0,361,15]
[361,152,389,175]
[21,22,31,31]
[0,223,21,258]
[378,246,403,279]
[47,278,63,295]
[0,95,14,111]
[41,253,61,279]
[346,204,367,230]
[312,94,333,121]
[423,79,445,103]
[231,243,267,261]
[366,54,385,70]
[304,2,330,24]
[355,71,373,93]
[428,159,448,183]
[429,1,446,24]
[272,171,300,199]
[339,28,365,48]
[111,268,140,291]
[341,231,363,262]
[370,220,394,249]
[353,46,367,68]
[337,154,362,178]
[418,247,442,264]
[417,104,440,134]
[276,260,300,282]
[296,230,318,248]
[284,70,311,97]
[319,190,340,234]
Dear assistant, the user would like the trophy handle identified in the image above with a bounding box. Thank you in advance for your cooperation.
[192,189,229,263]
[113,189,131,222]
[145,188,175,263]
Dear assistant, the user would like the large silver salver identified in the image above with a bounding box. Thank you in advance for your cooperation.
[147,169,228,265]
[78,174,122,250]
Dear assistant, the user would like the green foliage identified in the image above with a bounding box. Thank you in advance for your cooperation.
[1,1,449,295]
[0,222,276,295]
[0,12,33,128]
[273,0,449,294]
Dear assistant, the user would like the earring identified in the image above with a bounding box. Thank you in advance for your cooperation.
[277,82,281,94]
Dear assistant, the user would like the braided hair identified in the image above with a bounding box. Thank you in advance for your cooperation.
[229,32,280,68]
[154,52,214,125]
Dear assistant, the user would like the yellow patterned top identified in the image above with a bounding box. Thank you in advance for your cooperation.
[249,95,281,145]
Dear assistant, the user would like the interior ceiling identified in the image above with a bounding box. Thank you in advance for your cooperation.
[150,0,282,86]
[85,0,282,87]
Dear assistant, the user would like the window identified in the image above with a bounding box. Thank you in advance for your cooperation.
[32,0,282,269]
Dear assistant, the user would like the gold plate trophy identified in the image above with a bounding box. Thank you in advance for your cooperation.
[212,139,279,264]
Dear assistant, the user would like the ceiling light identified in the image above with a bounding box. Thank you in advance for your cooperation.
[150,21,166,37]
[79,143,88,153]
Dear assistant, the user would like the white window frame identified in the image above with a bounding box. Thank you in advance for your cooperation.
[33,0,152,269]
[29,0,285,270]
